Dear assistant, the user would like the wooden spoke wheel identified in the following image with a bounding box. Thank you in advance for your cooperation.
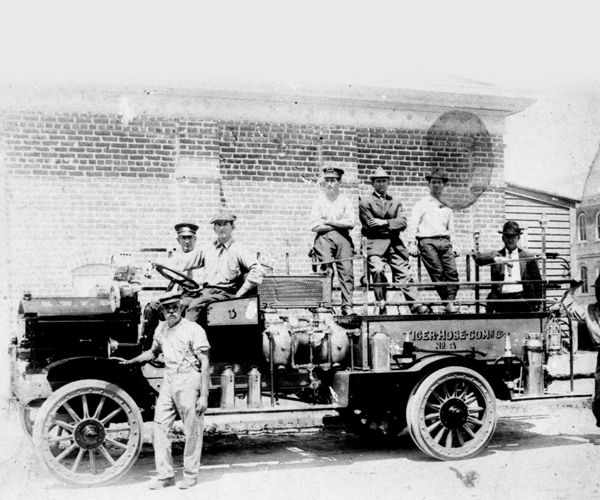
[32,379,143,487]
[406,367,496,460]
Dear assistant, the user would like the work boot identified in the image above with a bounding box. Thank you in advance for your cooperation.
[149,477,175,490]
[444,303,458,314]
[341,306,353,316]
[411,305,430,315]
[179,477,197,490]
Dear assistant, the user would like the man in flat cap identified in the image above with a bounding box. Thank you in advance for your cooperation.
[359,167,429,315]
[174,210,265,323]
[407,168,460,313]
[141,222,201,348]
[474,220,542,313]
[310,167,356,315]
[118,290,210,489]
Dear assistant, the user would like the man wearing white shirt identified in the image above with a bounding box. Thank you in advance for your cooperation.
[407,168,459,313]
[310,166,355,315]
[474,220,542,313]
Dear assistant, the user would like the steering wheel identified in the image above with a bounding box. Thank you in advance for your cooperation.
[153,263,201,292]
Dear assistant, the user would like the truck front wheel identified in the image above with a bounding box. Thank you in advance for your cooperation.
[32,379,143,486]
[406,366,496,460]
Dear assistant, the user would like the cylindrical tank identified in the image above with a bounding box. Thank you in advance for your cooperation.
[370,332,391,372]
[220,365,235,409]
[262,322,292,368]
[524,333,544,396]
[247,365,262,408]
[314,324,350,366]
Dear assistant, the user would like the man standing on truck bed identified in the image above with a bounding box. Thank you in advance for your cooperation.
[310,166,356,316]
[359,166,429,315]
[474,220,542,313]
[407,168,460,313]
[118,290,210,489]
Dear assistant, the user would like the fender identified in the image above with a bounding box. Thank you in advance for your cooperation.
[46,356,135,391]
[332,353,510,408]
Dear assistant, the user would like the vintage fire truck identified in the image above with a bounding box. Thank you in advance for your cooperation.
[9,252,575,487]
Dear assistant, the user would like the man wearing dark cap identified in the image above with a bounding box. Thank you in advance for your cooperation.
[407,168,460,313]
[118,290,210,489]
[359,166,429,315]
[175,210,265,323]
[474,220,542,313]
[310,166,356,315]
[141,222,200,348]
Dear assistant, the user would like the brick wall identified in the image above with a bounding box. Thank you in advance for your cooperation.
[1,107,506,317]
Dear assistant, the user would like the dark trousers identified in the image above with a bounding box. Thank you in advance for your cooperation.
[486,291,531,314]
[312,231,354,308]
[594,352,600,427]
[184,288,234,323]
[368,245,419,308]
[418,236,459,301]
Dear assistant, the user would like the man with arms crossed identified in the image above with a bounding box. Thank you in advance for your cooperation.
[359,166,428,315]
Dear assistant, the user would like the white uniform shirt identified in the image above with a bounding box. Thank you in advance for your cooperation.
[153,318,210,374]
[407,194,454,242]
[310,193,355,231]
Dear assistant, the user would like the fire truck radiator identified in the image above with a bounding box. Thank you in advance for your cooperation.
[258,275,331,308]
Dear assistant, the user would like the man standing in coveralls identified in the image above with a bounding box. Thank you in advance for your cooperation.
[359,166,429,315]
[118,290,210,489]
[310,166,356,315]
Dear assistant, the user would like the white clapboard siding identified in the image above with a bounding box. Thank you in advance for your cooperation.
[506,185,579,301]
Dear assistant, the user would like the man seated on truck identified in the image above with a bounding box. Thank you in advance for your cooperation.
[141,222,201,347]
[474,220,542,313]
[170,210,265,324]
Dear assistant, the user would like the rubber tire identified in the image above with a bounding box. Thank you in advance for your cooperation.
[406,366,496,460]
[32,379,143,487]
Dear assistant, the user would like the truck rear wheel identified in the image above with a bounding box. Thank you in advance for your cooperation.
[406,366,496,460]
[32,379,143,487]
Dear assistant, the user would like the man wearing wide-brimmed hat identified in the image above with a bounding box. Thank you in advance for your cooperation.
[309,166,356,315]
[118,290,210,489]
[474,220,542,313]
[407,168,460,313]
[165,210,265,323]
[359,166,429,315]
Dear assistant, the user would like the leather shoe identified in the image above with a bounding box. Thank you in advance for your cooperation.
[444,303,458,314]
[341,306,353,316]
[149,477,175,490]
[378,305,387,315]
[411,305,429,315]
[179,478,197,490]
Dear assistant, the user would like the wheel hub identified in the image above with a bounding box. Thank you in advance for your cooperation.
[74,419,106,450]
[439,398,469,430]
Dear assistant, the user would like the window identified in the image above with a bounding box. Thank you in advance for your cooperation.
[596,212,600,239]
[578,214,587,241]
[581,265,589,294]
